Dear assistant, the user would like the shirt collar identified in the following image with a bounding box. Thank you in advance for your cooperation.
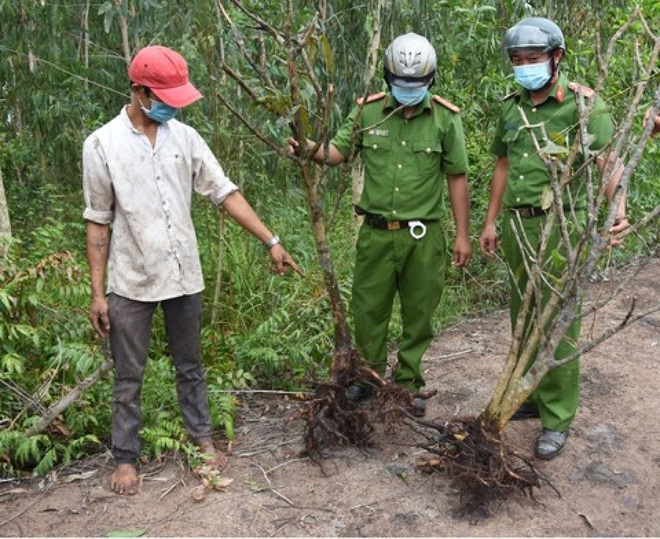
[121,105,172,135]
[120,106,137,132]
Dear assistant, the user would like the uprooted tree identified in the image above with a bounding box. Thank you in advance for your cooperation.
[418,7,660,510]
[215,0,429,455]
[215,0,660,508]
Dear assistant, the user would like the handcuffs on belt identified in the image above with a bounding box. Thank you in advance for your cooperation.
[408,220,427,239]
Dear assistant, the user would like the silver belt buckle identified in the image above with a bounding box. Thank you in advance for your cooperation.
[408,220,427,239]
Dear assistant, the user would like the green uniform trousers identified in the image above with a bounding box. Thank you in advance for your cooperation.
[352,220,446,390]
[501,211,584,432]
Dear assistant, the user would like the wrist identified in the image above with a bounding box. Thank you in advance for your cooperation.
[264,235,280,250]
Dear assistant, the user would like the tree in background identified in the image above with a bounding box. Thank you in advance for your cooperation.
[0,168,10,255]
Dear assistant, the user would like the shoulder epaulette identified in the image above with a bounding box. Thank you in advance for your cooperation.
[432,95,461,113]
[356,92,386,105]
[501,90,519,102]
[568,82,595,98]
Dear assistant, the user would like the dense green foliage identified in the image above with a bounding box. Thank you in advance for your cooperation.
[0,0,657,476]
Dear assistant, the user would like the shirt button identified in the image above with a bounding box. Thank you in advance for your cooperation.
[531,108,537,112]
[397,164,402,169]
[372,144,378,150]
[516,197,521,203]
[401,141,406,146]
[392,210,397,215]
[395,187,400,192]
[519,175,524,180]
[523,152,528,158]
[426,148,432,153]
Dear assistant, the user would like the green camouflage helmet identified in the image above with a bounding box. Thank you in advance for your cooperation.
[504,17,565,54]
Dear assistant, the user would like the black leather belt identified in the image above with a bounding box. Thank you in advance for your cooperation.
[363,213,431,230]
[509,206,585,218]
[509,206,549,218]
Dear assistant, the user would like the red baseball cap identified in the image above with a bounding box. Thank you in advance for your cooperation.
[128,45,203,108]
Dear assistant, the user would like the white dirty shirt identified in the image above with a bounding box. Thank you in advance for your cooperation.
[82,106,238,302]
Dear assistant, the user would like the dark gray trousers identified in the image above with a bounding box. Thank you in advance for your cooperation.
[108,293,212,464]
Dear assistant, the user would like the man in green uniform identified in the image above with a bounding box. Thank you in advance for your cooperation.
[290,33,471,415]
[479,18,629,459]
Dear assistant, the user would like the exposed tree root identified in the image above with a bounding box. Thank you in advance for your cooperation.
[298,353,436,460]
[417,415,558,516]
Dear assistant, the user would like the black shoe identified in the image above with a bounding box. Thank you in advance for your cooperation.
[346,384,371,403]
[411,397,426,417]
[535,428,568,460]
[511,403,540,421]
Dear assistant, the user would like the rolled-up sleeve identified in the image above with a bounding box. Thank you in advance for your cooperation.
[191,132,239,205]
[82,134,115,224]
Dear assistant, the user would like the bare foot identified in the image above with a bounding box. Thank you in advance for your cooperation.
[197,440,229,472]
[110,463,141,495]
[194,440,233,491]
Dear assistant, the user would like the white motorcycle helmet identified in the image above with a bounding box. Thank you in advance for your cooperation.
[384,32,437,89]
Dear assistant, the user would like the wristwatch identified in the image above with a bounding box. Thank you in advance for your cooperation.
[264,235,280,249]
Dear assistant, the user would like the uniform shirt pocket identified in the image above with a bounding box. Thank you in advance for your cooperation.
[412,140,443,178]
[362,135,393,179]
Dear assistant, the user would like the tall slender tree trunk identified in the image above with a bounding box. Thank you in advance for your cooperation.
[0,168,12,257]
[115,0,131,63]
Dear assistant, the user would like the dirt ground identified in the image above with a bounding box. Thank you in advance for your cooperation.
[2,257,659,537]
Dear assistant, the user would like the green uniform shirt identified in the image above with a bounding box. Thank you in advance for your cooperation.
[490,73,614,209]
[331,92,468,221]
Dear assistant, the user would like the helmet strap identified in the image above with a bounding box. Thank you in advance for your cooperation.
[530,49,562,93]
[546,49,563,88]
[384,69,393,90]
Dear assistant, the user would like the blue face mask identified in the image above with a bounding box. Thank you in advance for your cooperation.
[391,85,428,106]
[140,98,179,123]
[513,60,552,91]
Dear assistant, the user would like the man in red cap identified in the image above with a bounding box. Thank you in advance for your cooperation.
[82,45,303,495]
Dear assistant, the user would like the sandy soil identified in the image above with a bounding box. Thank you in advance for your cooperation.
[2,257,659,537]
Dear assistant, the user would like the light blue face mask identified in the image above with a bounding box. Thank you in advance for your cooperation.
[513,60,552,91]
[140,98,179,123]
[391,85,428,106]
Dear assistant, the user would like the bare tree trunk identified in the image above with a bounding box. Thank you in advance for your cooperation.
[82,0,90,91]
[0,168,11,258]
[115,0,131,63]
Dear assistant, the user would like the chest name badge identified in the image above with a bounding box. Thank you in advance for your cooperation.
[368,129,389,137]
